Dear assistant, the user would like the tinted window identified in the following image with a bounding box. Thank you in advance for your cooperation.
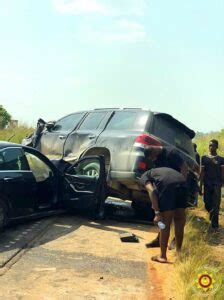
[79,112,106,130]
[106,111,148,131]
[25,152,52,182]
[0,148,29,171]
[152,116,194,156]
[53,113,85,132]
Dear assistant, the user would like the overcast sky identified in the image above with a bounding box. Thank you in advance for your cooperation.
[0,0,224,132]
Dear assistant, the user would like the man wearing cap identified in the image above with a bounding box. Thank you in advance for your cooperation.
[200,139,224,231]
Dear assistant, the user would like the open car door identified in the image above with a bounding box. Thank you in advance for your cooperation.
[63,155,107,218]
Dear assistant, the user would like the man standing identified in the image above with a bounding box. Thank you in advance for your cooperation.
[200,139,224,231]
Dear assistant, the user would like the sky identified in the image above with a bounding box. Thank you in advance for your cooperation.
[0,0,224,133]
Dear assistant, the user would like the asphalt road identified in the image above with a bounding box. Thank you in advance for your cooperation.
[0,205,157,299]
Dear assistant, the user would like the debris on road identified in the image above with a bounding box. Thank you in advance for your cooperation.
[120,232,139,243]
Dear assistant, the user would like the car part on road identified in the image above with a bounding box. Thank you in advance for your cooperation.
[120,232,139,243]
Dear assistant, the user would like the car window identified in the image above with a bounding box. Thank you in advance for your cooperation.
[0,148,29,171]
[78,112,106,130]
[52,113,85,132]
[106,111,148,131]
[152,116,194,156]
[25,152,52,182]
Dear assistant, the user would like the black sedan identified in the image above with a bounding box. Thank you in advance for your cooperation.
[0,142,106,230]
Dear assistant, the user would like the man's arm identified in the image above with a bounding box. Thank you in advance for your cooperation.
[221,165,224,185]
[145,182,159,210]
[199,156,205,194]
[145,182,161,222]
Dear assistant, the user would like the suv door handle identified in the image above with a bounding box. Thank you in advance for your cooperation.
[59,135,66,140]
[3,177,14,182]
[88,135,96,139]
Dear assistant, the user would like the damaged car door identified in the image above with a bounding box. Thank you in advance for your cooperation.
[38,112,86,160]
[63,155,106,217]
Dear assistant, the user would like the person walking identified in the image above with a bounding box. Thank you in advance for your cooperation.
[141,167,188,263]
[200,139,224,231]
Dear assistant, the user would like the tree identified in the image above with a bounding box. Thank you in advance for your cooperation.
[0,105,11,129]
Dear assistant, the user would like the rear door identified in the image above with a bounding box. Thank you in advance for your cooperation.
[63,156,106,216]
[38,112,86,160]
[63,111,109,162]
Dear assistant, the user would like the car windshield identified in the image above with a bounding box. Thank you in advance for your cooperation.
[152,116,194,157]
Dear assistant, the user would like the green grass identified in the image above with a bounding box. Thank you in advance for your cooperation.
[194,130,224,156]
[173,129,224,299]
[173,205,224,299]
[0,125,33,144]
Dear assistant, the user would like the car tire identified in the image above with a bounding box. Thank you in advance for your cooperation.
[0,199,8,231]
[83,162,100,178]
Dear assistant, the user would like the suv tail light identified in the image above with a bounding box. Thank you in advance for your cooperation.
[134,134,162,149]
[134,134,162,171]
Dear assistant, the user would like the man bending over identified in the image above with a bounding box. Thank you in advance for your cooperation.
[141,167,188,263]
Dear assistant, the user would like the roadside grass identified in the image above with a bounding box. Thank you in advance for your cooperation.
[195,130,224,156]
[173,199,224,300]
[0,125,33,144]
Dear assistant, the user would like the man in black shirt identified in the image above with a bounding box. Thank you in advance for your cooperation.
[200,139,224,230]
[144,146,188,177]
[141,167,188,263]
[144,146,188,248]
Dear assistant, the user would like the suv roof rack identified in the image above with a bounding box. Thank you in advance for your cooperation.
[93,108,119,110]
[122,108,142,110]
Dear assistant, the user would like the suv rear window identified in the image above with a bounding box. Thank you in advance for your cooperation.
[152,116,194,156]
[106,111,149,131]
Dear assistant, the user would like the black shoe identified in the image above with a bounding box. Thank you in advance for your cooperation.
[145,238,160,248]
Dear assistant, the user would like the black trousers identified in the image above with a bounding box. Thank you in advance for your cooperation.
[204,185,222,228]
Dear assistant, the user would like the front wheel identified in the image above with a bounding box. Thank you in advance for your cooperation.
[82,162,100,178]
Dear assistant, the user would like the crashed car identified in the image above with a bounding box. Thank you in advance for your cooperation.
[0,142,106,230]
[22,108,198,216]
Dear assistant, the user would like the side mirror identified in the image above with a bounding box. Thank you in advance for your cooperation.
[46,121,56,131]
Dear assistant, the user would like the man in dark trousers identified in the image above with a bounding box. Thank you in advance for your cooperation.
[143,146,188,248]
[200,139,224,231]
[141,167,188,263]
